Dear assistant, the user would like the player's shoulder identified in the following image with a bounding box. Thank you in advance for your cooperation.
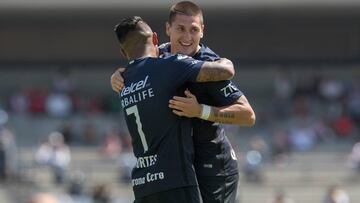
[161,53,190,61]
[160,54,188,64]
[195,43,220,61]
[199,43,216,54]
[161,54,202,68]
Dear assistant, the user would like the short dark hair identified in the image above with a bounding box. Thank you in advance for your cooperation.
[168,1,203,24]
[114,16,144,44]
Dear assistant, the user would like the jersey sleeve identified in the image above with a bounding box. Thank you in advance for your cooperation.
[195,44,221,62]
[171,54,205,84]
[204,80,244,106]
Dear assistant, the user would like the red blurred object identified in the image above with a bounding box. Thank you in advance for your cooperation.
[28,88,47,114]
[333,116,354,138]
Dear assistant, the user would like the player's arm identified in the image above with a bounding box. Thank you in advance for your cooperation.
[110,67,126,93]
[169,90,255,126]
[196,58,235,82]
[110,57,234,92]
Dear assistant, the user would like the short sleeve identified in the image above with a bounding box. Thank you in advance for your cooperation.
[171,54,205,84]
[205,80,243,105]
[194,44,221,62]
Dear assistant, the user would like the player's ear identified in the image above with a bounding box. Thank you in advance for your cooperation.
[165,22,171,37]
[152,32,158,46]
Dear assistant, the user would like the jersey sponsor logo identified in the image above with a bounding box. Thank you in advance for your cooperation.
[132,155,164,187]
[121,88,155,108]
[121,75,150,97]
[120,75,155,108]
[132,171,165,187]
[220,82,239,97]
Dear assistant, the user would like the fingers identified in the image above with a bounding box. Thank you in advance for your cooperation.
[172,96,192,103]
[115,70,124,83]
[118,67,126,73]
[172,110,184,117]
[113,84,124,93]
[111,76,123,93]
[184,90,195,98]
[169,100,194,118]
[112,85,121,93]
[169,99,186,110]
[111,68,126,93]
[112,76,123,85]
[111,76,120,93]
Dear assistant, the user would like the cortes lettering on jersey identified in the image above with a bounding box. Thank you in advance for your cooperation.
[136,154,158,168]
[132,153,164,187]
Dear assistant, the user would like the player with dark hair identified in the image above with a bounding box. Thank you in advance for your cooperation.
[112,2,256,203]
[114,16,236,203]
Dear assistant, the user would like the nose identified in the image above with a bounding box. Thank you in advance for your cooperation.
[182,31,192,41]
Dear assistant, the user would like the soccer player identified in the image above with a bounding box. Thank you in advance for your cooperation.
[114,16,236,203]
[111,2,256,203]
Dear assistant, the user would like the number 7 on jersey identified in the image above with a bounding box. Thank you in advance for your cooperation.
[126,105,148,153]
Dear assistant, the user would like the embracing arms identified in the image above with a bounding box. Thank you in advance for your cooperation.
[110,58,234,93]
[169,90,255,126]
[196,58,234,82]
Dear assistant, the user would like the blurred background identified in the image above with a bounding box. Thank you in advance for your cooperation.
[1,0,360,202]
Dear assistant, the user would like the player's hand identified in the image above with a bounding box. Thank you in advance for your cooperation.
[169,90,202,118]
[111,67,126,93]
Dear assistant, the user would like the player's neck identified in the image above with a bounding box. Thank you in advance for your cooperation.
[128,45,158,61]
